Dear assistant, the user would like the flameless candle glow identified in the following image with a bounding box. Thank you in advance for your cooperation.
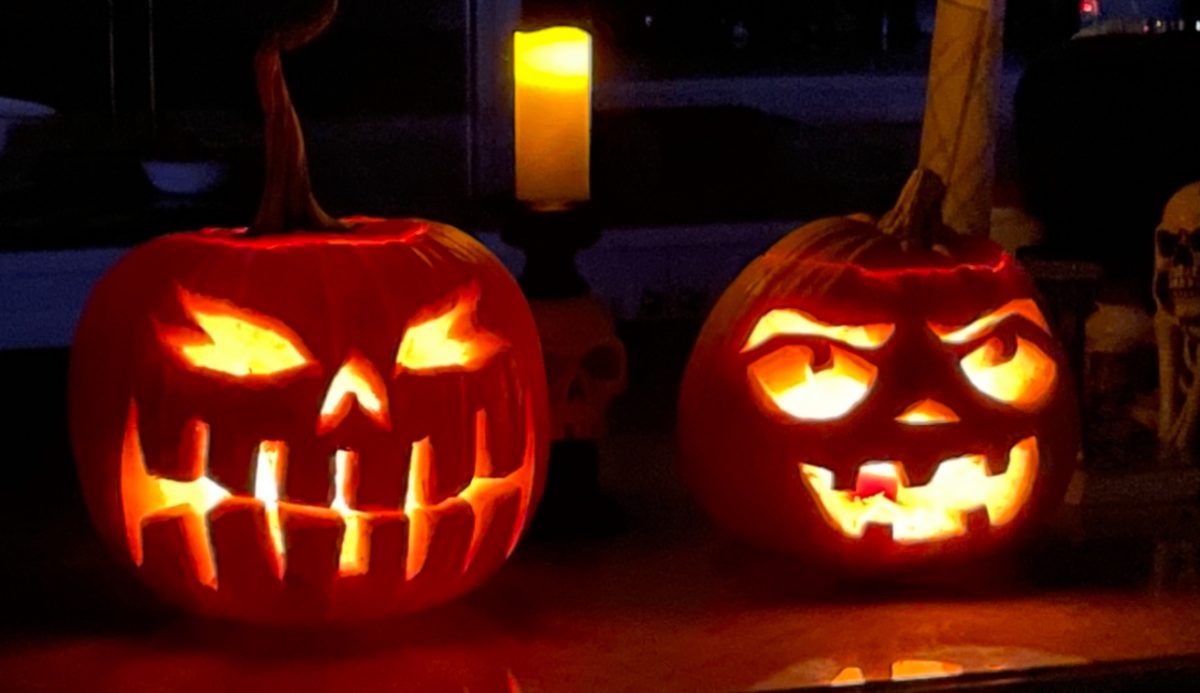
[514,26,591,210]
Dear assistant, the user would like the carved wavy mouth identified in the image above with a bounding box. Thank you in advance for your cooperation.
[799,438,1038,544]
[120,401,534,589]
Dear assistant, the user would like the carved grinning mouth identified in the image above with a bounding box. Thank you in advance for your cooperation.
[120,399,535,589]
[798,437,1038,544]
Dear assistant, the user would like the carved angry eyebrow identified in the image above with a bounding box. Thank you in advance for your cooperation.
[742,309,895,353]
[928,299,1051,344]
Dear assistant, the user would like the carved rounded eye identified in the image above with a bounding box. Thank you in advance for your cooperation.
[396,286,507,374]
[748,344,877,421]
[162,290,313,378]
[959,336,1056,411]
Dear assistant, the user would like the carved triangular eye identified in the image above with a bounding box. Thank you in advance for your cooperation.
[748,344,877,421]
[395,285,507,374]
[160,289,314,379]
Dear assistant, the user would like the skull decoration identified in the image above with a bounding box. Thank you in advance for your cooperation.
[1153,181,1200,462]
[70,220,549,623]
[679,170,1079,570]
[533,295,627,441]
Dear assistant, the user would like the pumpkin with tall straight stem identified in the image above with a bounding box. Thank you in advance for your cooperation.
[70,0,548,623]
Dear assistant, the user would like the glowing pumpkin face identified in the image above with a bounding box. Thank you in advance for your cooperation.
[679,212,1079,570]
[70,219,548,623]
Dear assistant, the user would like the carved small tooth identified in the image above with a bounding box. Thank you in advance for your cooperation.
[964,506,991,534]
[862,521,894,544]
[209,498,286,595]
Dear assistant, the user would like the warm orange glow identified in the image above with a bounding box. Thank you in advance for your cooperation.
[119,397,539,588]
[744,309,894,352]
[165,290,313,377]
[331,450,369,576]
[319,352,391,433]
[749,344,877,420]
[396,287,506,374]
[404,438,435,580]
[930,298,1050,344]
[800,438,1039,543]
[896,399,960,424]
[960,337,1057,411]
[120,405,226,587]
[891,659,965,681]
[253,441,287,578]
[830,667,866,686]
[514,26,591,207]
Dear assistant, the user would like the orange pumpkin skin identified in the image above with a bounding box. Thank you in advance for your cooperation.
[678,215,1079,572]
[70,219,548,623]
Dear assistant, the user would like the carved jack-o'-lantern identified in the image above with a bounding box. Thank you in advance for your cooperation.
[70,220,548,622]
[69,2,547,622]
[679,171,1079,569]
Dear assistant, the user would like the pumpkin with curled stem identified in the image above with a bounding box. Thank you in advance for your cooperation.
[679,169,1079,571]
[69,1,548,623]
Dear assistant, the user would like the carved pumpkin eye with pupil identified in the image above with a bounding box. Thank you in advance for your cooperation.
[931,299,1058,411]
[164,290,314,379]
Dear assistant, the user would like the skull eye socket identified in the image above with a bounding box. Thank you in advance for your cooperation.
[748,344,877,421]
[1158,229,1180,257]
[959,336,1056,411]
[161,290,314,379]
[395,285,507,374]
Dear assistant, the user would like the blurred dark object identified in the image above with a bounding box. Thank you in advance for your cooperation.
[1015,32,1200,307]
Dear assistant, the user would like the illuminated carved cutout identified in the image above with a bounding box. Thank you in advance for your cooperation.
[830,667,866,687]
[929,298,1051,345]
[396,286,507,373]
[121,399,538,587]
[830,660,964,686]
[891,660,965,681]
[961,337,1057,411]
[165,290,313,377]
[318,353,391,433]
[253,441,287,578]
[800,437,1039,543]
[120,405,226,587]
[331,450,369,576]
[749,344,876,421]
[743,309,894,352]
[896,399,960,424]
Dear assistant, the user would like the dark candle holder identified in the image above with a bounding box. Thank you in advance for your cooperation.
[502,200,626,538]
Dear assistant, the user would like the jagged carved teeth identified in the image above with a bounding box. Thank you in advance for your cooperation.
[1168,270,1200,293]
[798,437,1039,544]
[120,403,532,589]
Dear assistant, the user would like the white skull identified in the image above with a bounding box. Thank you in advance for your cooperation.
[532,296,627,441]
[1155,181,1200,324]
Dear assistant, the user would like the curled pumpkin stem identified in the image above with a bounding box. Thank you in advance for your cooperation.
[249,0,345,235]
[878,168,950,251]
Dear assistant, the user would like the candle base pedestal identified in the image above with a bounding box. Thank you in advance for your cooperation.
[503,202,625,537]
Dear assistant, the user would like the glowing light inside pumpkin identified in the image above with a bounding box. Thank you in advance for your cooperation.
[120,409,226,586]
[830,660,964,686]
[800,437,1038,543]
[749,344,877,420]
[121,398,538,587]
[253,441,287,578]
[166,290,313,377]
[929,298,1050,344]
[960,337,1057,411]
[396,287,507,373]
[404,438,435,580]
[743,309,894,352]
[331,450,369,576]
[896,399,960,424]
[830,667,866,686]
[319,353,391,433]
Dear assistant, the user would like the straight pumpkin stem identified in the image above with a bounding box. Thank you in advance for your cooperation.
[878,168,948,250]
[249,0,345,236]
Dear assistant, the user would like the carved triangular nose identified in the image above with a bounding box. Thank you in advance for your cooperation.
[896,399,960,425]
[318,352,390,434]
